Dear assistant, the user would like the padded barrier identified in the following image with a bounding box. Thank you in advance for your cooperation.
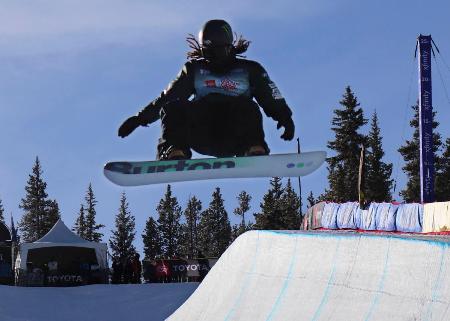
[395,203,423,233]
[356,204,377,230]
[374,203,398,231]
[306,202,446,233]
[423,201,450,233]
[321,203,339,229]
[336,202,359,229]
[302,202,326,230]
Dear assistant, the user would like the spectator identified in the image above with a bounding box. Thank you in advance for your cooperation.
[111,256,123,284]
[130,253,142,284]
[48,259,58,271]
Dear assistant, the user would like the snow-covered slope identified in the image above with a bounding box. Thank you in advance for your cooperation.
[168,230,450,321]
[0,283,198,321]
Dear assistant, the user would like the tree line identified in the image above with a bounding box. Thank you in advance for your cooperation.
[1,156,302,283]
[310,86,450,204]
[1,85,449,283]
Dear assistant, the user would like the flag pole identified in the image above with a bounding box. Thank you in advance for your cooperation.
[297,138,302,214]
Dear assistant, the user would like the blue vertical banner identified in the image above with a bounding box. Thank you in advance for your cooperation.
[417,35,434,203]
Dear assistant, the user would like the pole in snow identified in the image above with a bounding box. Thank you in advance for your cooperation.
[297,138,302,214]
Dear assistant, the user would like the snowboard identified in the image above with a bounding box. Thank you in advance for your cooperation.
[103,151,326,186]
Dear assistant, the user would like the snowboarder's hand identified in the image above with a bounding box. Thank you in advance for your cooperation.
[277,117,295,141]
[118,116,141,138]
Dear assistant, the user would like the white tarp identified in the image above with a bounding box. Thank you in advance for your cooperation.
[336,202,359,229]
[423,201,450,233]
[356,205,377,230]
[375,203,398,231]
[302,202,326,230]
[396,203,423,233]
[321,203,339,229]
[15,219,108,271]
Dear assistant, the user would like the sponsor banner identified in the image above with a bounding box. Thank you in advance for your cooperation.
[417,35,435,203]
[47,274,84,285]
[143,258,218,281]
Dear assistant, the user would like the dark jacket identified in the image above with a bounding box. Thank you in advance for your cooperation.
[136,58,292,125]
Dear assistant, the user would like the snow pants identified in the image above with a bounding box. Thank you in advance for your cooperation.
[157,95,269,159]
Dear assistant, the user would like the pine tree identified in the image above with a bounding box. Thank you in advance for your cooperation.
[180,196,202,258]
[398,104,442,202]
[44,199,61,233]
[436,138,450,201]
[231,191,252,240]
[0,198,5,224]
[109,192,137,283]
[231,222,254,241]
[307,191,316,208]
[365,110,393,202]
[83,184,104,242]
[142,216,162,260]
[19,157,60,242]
[198,188,232,257]
[157,185,182,258]
[233,191,251,228]
[280,179,301,229]
[326,87,367,202]
[254,177,284,230]
[73,204,86,238]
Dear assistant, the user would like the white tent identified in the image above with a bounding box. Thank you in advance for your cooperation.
[15,219,107,271]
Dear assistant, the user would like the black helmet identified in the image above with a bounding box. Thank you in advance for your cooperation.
[199,20,234,65]
[199,19,233,47]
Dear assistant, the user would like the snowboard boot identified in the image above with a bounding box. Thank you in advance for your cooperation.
[245,145,267,156]
[167,149,188,160]
[161,147,190,160]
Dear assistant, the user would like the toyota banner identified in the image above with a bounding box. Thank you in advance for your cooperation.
[142,258,218,283]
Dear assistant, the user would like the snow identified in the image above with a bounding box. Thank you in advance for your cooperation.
[0,283,198,321]
[168,230,450,321]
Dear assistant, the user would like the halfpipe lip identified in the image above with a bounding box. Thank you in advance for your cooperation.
[257,229,450,244]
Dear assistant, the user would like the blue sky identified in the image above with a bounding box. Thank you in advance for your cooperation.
[1,0,450,252]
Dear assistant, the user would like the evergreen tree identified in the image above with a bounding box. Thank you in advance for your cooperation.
[233,191,252,228]
[142,216,162,260]
[280,179,301,229]
[109,192,137,283]
[44,199,61,233]
[73,204,86,238]
[436,138,450,201]
[398,104,442,202]
[180,196,202,258]
[198,188,232,257]
[0,198,5,224]
[83,184,104,242]
[157,185,182,258]
[307,191,316,208]
[254,177,284,230]
[230,222,254,242]
[365,110,393,202]
[232,191,252,239]
[19,157,60,242]
[326,87,367,202]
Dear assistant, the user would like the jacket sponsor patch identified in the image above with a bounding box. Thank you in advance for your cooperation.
[269,82,283,99]
[205,80,216,87]
[220,78,239,91]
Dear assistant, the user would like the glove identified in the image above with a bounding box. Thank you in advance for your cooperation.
[277,117,295,141]
[118,116,142,138]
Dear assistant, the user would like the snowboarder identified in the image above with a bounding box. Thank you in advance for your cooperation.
[118,19,295,160]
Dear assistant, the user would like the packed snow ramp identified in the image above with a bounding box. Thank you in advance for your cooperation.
[167,230,450,321]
